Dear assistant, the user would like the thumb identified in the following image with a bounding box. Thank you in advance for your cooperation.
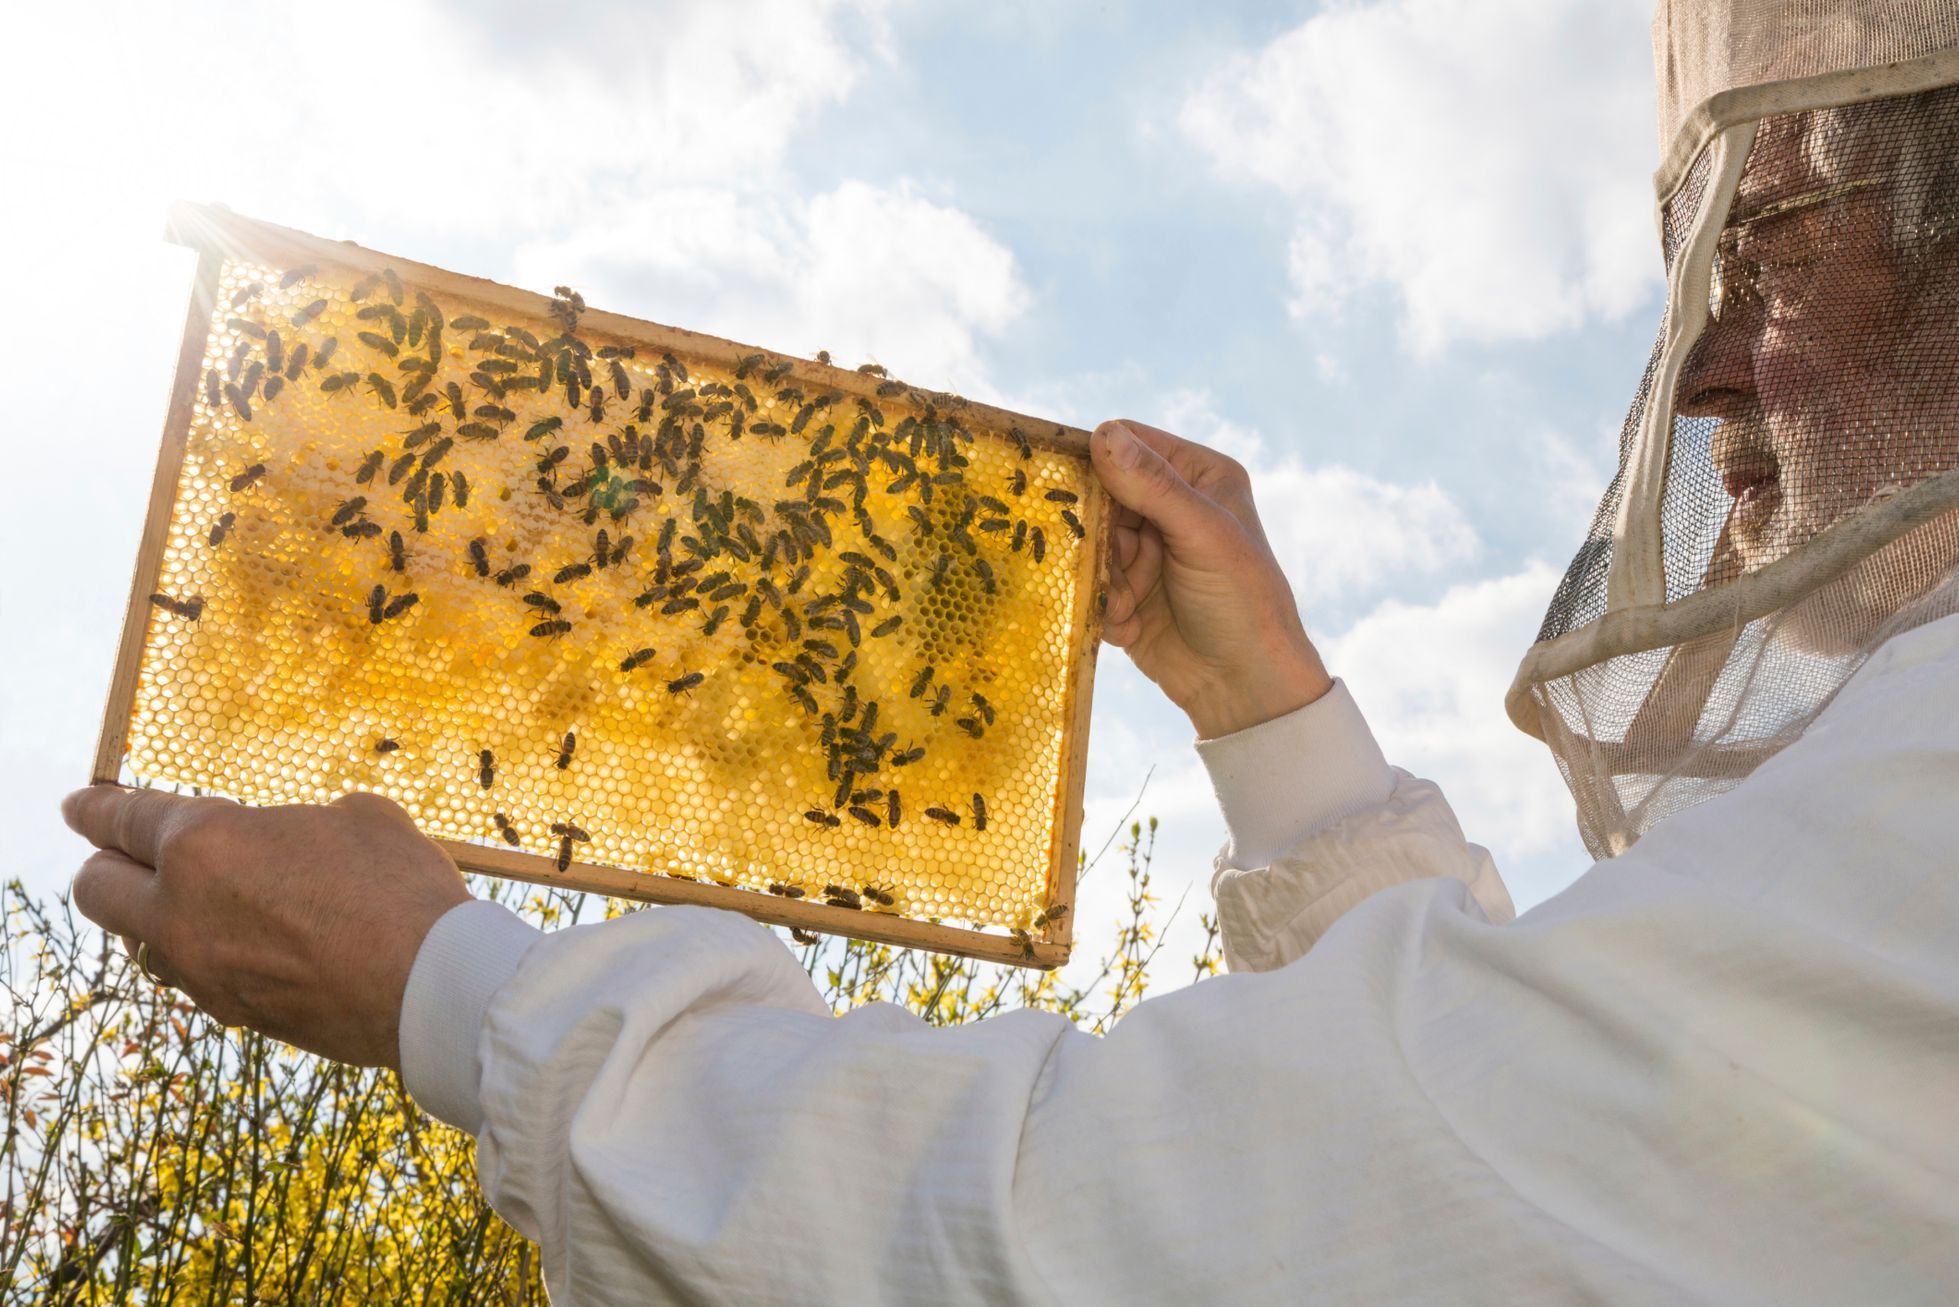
[1090,421,1222,546]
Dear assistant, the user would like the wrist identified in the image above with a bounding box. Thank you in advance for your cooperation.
[1186,647,1334,740]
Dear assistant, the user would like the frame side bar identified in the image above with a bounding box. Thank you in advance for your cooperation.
[92,247,223,784]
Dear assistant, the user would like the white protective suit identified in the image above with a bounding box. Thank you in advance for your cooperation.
[400,611,1959,1303]
[398,1,1959,1299]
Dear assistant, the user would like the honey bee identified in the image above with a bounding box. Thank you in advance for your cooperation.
[229,281,263,309]
[924,805,961,826]
[451,314,490,332]
[1009,929,1037,961]
[973,559,996,595]
[530,618,572,638]
[666,671,705,695]
[929,685,950,717]
[149,592,204,620]
[496,563,532,587]
[1032,904,1069,930]
[452,471,471,509]
[230,464,266,493]
[556,731,576,769]
[478,750,496,789]
[524,592,561,615]
[929,552,950,589]
[374,737,400,754]
[382,592,419,620]
[1044,489,1079,505]
[524,416,563,443]
[970,693,995,725]
[1031,526,1047,563]
[549,820,590,872]
[823,885,862,909]
[555,562,592,584]
[619,647,656,672]
[203,369,221,408]
[493,812,521,846]
[208,512,235,547]
[956,716,983,738]
[886,790,901,827]
[330,497,367,527]
[804,810,841,828]
[891,746,924,767]
[285,343,309,379]
[846,805,880,827]
[972,793,987,831]
[341,520,382,540]
[466,538,490,577]
[790,927,821,945]
[1060,509,1085,539]
[355,450,385,485]
[767,882,806,899]
[876,379,905,397]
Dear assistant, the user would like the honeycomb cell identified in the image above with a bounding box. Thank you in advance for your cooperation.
[118,236,1103,952]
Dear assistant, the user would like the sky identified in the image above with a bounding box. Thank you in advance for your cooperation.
[0,0,1665,988]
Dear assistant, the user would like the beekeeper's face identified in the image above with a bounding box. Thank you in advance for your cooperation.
[1678,113,1959,579]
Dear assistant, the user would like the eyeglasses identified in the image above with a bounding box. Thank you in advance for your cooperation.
[1707,177,1886,321]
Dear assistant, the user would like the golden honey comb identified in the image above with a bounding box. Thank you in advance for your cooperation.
[94,204,1108,968]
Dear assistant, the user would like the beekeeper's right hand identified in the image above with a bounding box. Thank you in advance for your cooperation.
[1089,419,1334,740]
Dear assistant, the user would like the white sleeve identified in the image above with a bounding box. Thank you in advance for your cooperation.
[397,616,1959,1304]
[1197,678,1515,972]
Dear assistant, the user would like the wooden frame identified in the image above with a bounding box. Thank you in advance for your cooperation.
[91,202,1110,969]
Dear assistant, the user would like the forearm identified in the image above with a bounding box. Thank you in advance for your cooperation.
[1198,677,1514,972]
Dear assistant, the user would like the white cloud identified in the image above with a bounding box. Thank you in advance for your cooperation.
[1323,561,1579,870]
[511,180,1031,390]
[1156,392,1481,609]
[1179,0,1657,353]
[1,1,902,247]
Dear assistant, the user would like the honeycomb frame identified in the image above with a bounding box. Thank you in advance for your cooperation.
[91,202,1111,969]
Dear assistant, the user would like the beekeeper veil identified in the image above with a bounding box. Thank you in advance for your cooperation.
[1508,2,1959,858]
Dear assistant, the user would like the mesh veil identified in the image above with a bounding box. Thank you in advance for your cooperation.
[1507,3,1959,857]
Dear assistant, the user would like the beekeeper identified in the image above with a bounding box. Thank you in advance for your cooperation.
[63,2,1959,1301]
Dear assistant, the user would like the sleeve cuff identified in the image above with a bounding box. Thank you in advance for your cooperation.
[399,899,544,1135]
[1195,678,1394,873]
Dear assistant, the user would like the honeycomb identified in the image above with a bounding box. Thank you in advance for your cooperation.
[111,210,1106,963]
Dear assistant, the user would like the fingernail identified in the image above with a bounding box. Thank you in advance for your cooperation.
[1101,422,1140,469]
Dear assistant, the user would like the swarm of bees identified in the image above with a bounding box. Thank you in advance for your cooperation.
[167,256,1093,940]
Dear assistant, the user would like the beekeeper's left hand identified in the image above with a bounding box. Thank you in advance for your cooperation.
[62,785,470,1068]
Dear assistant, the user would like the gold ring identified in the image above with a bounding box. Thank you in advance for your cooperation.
[136,940,162,984]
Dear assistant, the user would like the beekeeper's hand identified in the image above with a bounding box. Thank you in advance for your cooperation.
[1090,419,1333,739]
[62,785,470,1068]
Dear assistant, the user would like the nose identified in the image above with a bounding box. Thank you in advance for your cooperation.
[1674,274,1760,420]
